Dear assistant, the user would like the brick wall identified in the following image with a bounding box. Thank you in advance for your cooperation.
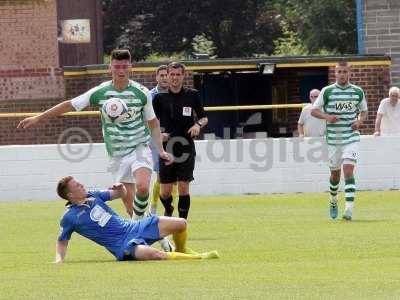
[0,0,64,101]
[0,97,103,145]
[364,0,400,86]
[1,63,389,145]
[277,68,308,135]
[68,64,385,139]
[326,64,391,133]
[1,70,194,145]
[284,64,390,136]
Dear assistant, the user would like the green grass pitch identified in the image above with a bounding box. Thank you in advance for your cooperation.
[1,191,400,299]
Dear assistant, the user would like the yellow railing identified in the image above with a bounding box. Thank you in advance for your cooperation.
[0,103,306,118]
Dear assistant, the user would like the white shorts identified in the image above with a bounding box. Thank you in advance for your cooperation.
[107,144,153,183]
[328,142,358,170]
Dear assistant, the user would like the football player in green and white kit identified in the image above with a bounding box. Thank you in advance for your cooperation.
[311,61,367,221]
[18,49,173,223]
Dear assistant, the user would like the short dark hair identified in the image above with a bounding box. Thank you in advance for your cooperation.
[336,60,349,68]
[167,62,186,73]
[156,65,168,75]
[111,49,131,62]
[57,176,73,200]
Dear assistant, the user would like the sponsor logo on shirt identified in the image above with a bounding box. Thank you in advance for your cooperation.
[90,205,112,227]
[121,107,139,122]
[335,101,354,112]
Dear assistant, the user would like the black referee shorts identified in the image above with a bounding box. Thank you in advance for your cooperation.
[159,151,195,183]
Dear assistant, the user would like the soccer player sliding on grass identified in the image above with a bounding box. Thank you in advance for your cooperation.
[55,176,219,263]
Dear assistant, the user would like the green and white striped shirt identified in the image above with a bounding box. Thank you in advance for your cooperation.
[313,83,367,146]
[71,80,155,157]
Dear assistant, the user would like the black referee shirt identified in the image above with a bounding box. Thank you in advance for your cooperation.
[153,87,206,154]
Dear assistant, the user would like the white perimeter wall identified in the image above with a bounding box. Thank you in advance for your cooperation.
[1,136,399,201]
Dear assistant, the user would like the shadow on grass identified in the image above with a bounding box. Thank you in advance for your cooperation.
[341,219,386,223]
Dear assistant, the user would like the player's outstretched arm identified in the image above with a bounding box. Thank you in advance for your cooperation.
[17,100,74,129]
[55,240,69,263]
[109,183,127,200]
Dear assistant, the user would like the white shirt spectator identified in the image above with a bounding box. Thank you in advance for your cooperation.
[298,104,326,137]
[375,87,400,136]
[298,89,326,137]
[376,97,400,135]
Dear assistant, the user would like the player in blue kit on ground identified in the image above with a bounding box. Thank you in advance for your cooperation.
[55,176,219,263]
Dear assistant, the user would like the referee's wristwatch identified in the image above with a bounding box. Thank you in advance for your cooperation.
[196,121,202,128]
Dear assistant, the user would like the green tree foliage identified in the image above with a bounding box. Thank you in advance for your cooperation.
[102,0,281,60]
[114,13,154,61]
[192,0,281,58]
[272,21,309,56]
[102,0,150,58]
[274,0,356,54]
[102,0,357,60]
[191,34,217,58]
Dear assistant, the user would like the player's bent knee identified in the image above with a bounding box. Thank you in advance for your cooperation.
[135,184,149,196]
[168,217,187,231]
[343,163,354,172]
[160,192,167,199]
[158,216,187,234]
[160,190,172,199]
[176,218,187,232]
[330,171,340,181]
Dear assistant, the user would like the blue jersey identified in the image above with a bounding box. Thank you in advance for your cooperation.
[149,85,167,171]
[149,86,159,100]
[150,85,168,100]
[58,190,137,260]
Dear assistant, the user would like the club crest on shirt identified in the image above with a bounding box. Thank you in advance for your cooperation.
[182,107,192,116]
[90,205,112,227]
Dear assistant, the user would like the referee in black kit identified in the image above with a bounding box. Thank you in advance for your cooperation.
[153,62,208,220]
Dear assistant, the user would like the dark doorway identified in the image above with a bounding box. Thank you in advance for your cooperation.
[194,72,272,138]
[299,70,329,101]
